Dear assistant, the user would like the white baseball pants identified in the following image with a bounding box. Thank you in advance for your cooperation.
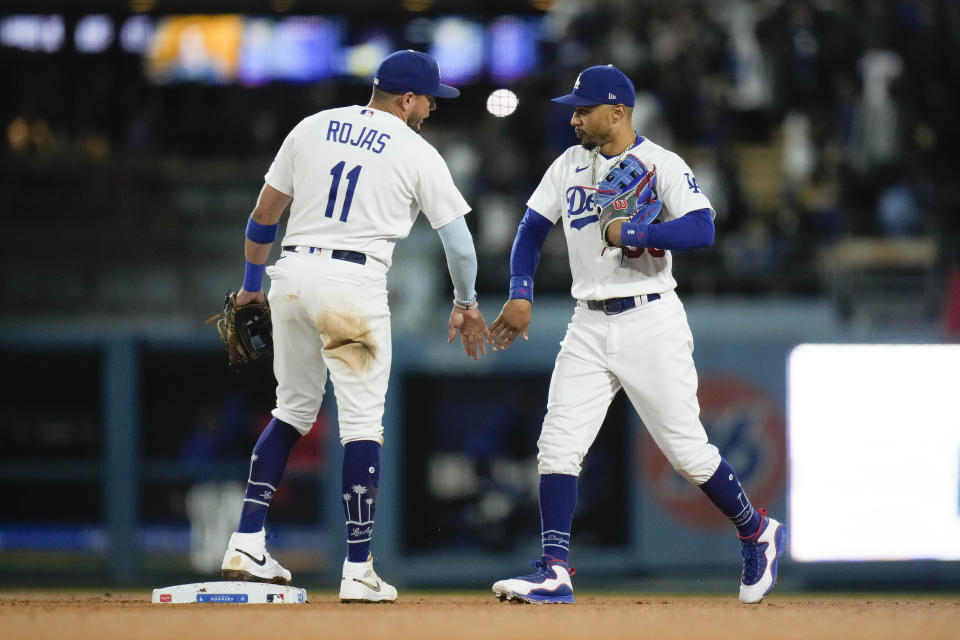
[537,291,721,484]
[265,249,391,444]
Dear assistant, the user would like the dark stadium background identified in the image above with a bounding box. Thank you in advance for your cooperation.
[1,0,958,592]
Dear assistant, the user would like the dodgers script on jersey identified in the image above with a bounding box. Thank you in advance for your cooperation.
[265,105,470,269]
[527,137,714,300]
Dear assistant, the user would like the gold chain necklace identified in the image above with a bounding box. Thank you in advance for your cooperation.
[591,139,636,187]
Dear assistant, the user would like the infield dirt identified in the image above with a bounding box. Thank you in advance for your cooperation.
[2,591,958,640]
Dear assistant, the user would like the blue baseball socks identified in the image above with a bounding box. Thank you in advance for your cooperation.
[539,473,577,562]
[237,418,303,533]
[342,440,380,562]
[698,457,763,537]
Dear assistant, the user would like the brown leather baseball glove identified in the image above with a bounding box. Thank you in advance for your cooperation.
[206,291,273,369]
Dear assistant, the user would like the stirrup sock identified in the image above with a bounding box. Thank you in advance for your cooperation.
[343,440,380,562]
[237,418,302,533]
[698,457,762,537]
[539,473,577,563]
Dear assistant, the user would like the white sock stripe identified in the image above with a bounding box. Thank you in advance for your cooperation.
[247,480,277,491]
[243,498,270,507]
[542,529,570,551]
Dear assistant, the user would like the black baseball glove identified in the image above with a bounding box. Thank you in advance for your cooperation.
[205,291,273,369]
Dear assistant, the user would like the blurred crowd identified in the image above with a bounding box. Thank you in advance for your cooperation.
[467,0,959,304]
[2,0,959,324]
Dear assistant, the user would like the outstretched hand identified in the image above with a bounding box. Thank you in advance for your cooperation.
[448,307,491,360]
[488,299,532,351]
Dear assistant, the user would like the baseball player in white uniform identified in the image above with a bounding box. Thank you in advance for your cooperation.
[219,50,489,602]
[488,65,786,604]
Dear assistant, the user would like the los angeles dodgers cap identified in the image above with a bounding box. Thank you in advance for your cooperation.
[373,50,460,98]
[552,64,635,107]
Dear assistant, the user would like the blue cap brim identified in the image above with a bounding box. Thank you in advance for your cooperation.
[435,83,460,98]
[551,94,604,106]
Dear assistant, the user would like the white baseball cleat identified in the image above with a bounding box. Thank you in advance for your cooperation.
[738,510,787,604]
[221,529,292,585]
[339,555,398,603]
[492,556,575,604]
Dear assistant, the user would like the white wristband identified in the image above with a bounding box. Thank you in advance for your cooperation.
[453,296,478,310]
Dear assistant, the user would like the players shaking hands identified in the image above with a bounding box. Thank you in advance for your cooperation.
[448,296,531,356]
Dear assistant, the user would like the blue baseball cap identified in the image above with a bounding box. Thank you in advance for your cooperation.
[552,64,635,107]
[373,50,460,98]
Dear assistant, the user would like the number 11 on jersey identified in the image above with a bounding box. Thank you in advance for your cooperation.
[325,161,362,222]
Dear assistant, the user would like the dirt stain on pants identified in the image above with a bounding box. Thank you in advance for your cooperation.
[314,310,378,374]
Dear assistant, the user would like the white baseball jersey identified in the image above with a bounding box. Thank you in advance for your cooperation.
[265,105,470,269]
[527,137,714,300]
[263,104,469,442]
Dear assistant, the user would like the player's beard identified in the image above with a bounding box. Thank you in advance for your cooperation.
[575,126,609,151]
[406,105,429,133]
[574,129,599,151]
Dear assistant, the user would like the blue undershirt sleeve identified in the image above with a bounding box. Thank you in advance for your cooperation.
[620,208,715,251]
[509,208,554,301]
[436,216,478,302]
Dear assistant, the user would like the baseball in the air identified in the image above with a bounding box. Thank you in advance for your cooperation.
[486,88,519,117]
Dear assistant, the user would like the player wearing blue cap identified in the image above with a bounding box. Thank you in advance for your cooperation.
[488,65,786,604]
[219,50,489,602]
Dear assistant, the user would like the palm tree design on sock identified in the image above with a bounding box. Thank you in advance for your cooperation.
[344,485,374,543]
[343,492,353,520]
[351,485,370,522]
[352,485,367,508]
[343,484,375,524]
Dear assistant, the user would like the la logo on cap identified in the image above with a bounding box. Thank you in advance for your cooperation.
[573,73,582,90]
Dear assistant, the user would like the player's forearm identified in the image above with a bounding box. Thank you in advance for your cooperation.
[613,208,715,251]
[245,184,293,260]
[436,216,478,303]
[242,183,292,292]
[245,237,273,265]
[242,232,274,293]
[509,208,553,301]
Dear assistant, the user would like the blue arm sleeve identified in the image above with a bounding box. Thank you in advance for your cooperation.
[509,208,554,301]
[620,208,715,251]
[436,216,478,302]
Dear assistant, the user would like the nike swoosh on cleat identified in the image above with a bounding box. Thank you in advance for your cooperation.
[574,166,589,173]
[353,578,381,592]
[236,549,267,566]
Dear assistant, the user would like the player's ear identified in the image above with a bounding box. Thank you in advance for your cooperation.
[611,104,627,124]
[399,91,416,115]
